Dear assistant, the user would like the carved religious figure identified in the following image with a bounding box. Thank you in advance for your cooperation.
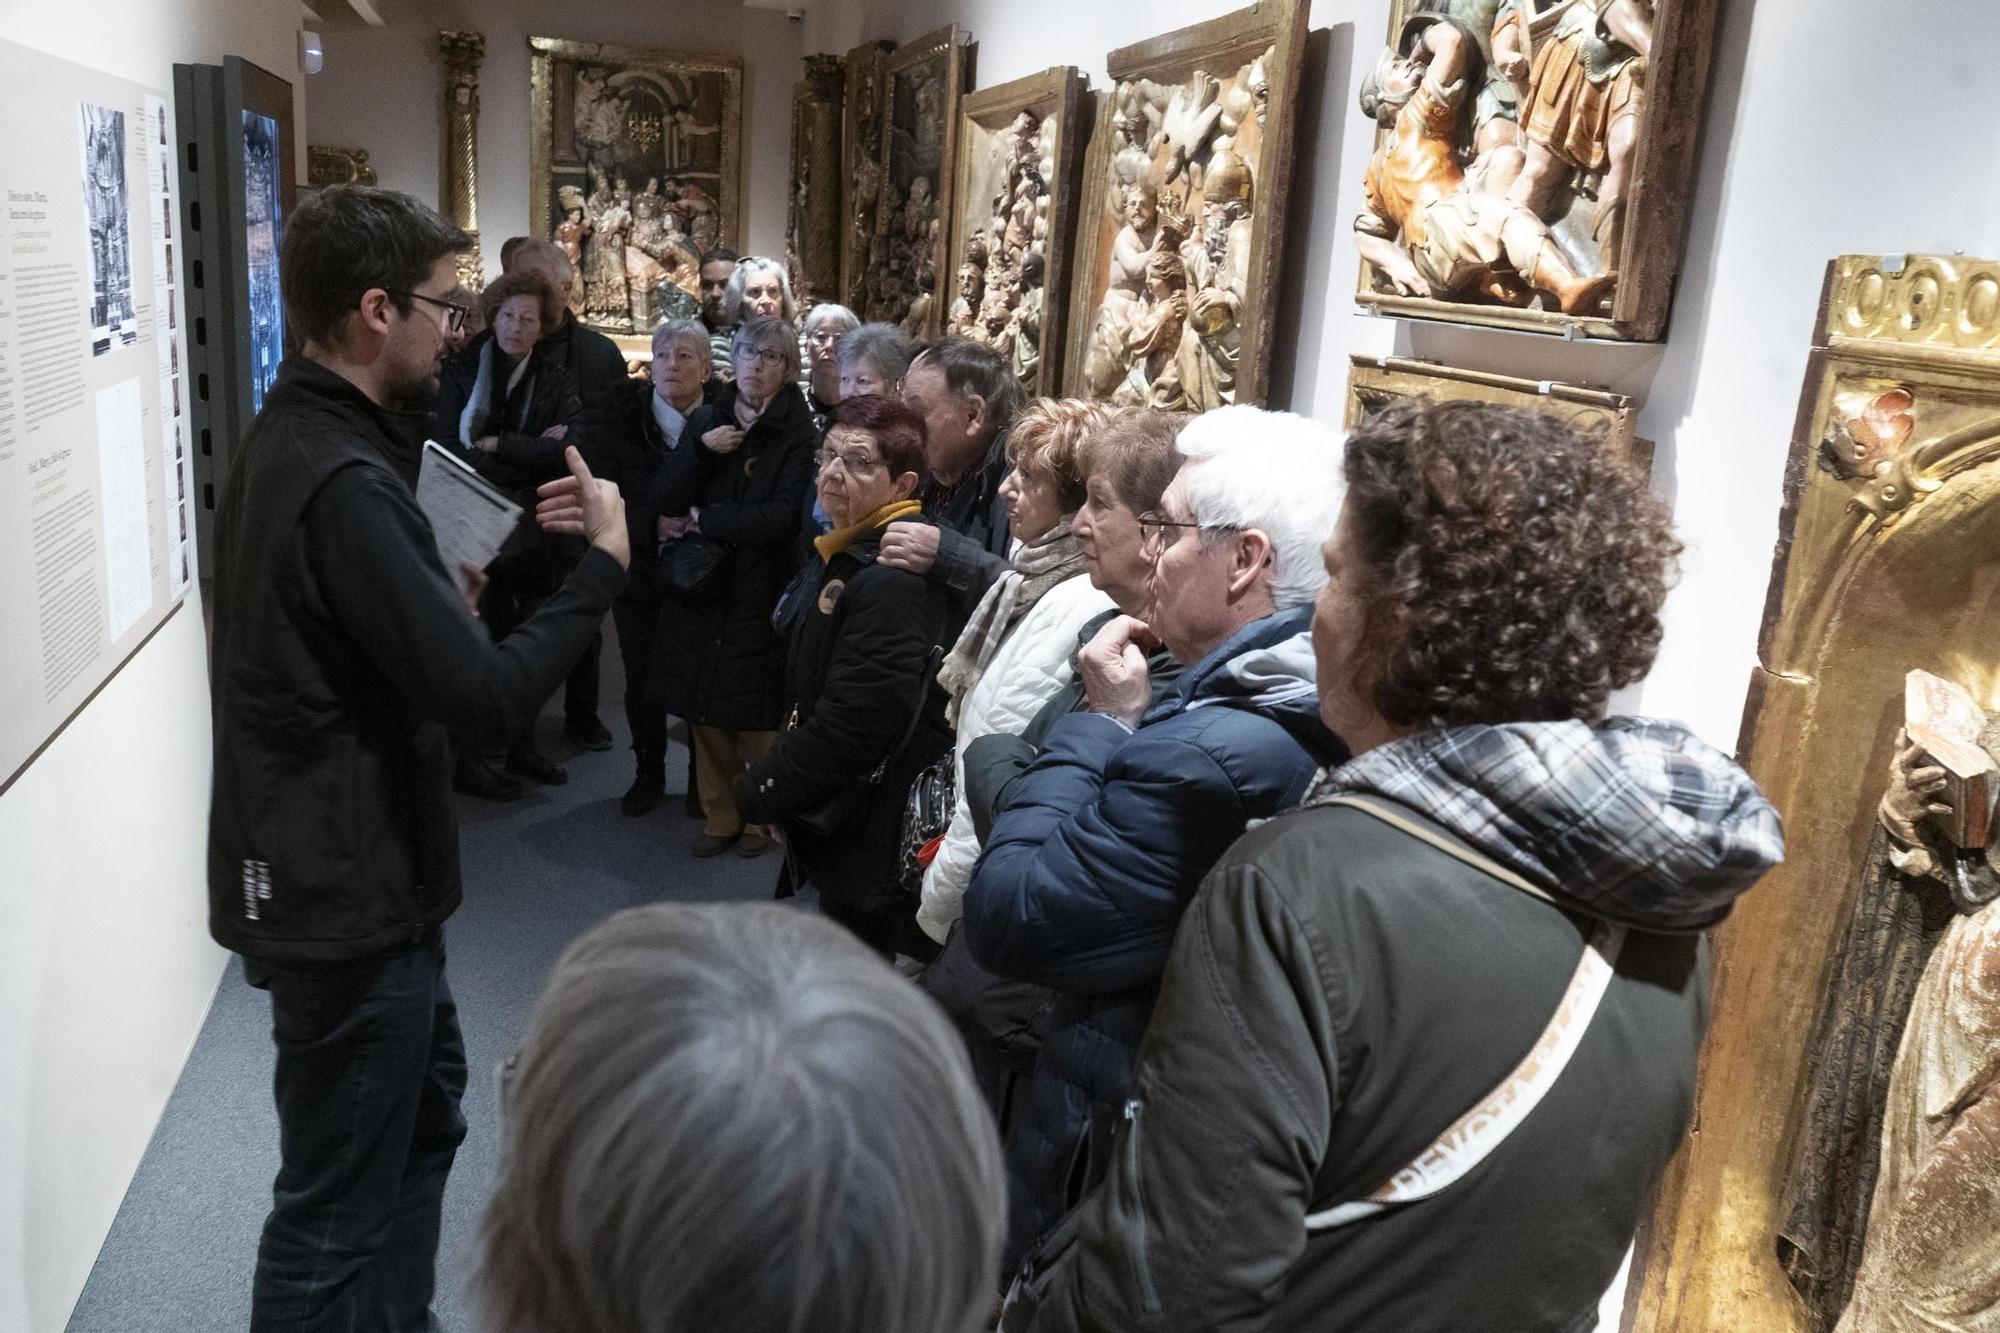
[582,164,633,324]
[1355,12,1615,317]
[1500,0,1652,261]
[1777,668,2000,1333]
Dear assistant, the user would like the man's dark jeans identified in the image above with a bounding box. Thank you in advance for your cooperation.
[243,931,467,1333]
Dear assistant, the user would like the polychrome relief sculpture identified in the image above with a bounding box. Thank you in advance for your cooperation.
[1066,1,1309,409]
[530,38,742,336]
[1356,0,1719,341]
[948,68,1086,393]
[861,26,973,339]
[1627,254,2000,1333]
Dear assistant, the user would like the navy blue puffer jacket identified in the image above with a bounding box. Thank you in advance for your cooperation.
[962,603,1347,1266]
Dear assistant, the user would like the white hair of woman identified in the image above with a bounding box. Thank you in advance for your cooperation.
[651,316,710,358]
[1174,404,1348,610]
[479,902,1005,1333]
[801,301,860,340]
[722,254,798,326]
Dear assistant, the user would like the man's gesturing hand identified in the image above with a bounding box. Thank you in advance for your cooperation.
[1079,614,1159,728]
[537,445,630,569]
[878,520,940,574]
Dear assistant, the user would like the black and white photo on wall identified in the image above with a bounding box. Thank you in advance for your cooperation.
[80,100,136,356]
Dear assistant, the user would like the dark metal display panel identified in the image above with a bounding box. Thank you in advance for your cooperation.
[173,55,295,575]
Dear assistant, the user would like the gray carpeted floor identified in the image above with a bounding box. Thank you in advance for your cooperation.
[66,635,785,1332]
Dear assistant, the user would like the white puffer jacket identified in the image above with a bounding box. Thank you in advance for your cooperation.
[916,572,1113,943]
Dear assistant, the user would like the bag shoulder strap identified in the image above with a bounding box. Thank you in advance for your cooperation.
[1301,793,1627,1233]
[865,588,950,784]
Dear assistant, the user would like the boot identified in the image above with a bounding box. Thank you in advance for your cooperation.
[621,749,666,817]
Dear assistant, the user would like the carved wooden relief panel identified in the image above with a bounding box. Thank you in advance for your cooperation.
[1628,254,2000,1333]
[945,66,1088,394]
[1344,353,1647,472]
[787,53,844,310]
[1355,0,1721,342]
[839,39,895,315]
[529,37,743,336]
[859,25,974,339]
[1065,0,1310,410]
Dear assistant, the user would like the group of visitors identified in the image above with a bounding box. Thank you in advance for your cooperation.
[207,183,1788,1332]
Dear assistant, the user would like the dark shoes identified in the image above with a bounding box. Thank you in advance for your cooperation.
[565,714,614,751]
[505,746,568,786]
[692,831,739,858]
[736,828,773,858]
[621,774,665,817]
[453,754,524,802]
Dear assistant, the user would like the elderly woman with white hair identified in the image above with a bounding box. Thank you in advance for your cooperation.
[723,255,797,331]
[480,901,1006,1333]
[648,315,819,858]
[801,301,860,422]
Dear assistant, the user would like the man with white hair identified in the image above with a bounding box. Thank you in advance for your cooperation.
[961,404,1352,1267]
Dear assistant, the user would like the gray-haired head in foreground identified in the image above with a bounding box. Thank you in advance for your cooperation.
[652,317,710,357]
[802,301,860,339]
[478,902,1005,1333]
[837,322,916,385]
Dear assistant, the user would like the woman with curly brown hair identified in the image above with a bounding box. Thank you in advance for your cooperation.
[1012,400,1786,1333]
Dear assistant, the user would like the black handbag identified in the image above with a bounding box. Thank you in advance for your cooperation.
[896,750,957,898]
[660,533,730,601]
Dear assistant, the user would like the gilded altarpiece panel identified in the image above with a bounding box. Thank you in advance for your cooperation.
[1628,254,2000,1333]
[840,39,895,315]
[1065,0,1310,410]
[529,37,743,337]
[858,26,974,338]
[1344,353,1646,471]
[1355,0,1720,342]
[787,54,844,310]
[945,67,1088,395]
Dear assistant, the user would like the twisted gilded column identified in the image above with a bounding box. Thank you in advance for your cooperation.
[438,30,486,289]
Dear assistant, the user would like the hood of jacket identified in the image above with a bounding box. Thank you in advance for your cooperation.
[1147,604,1339,759]
[1308,716,1785,932]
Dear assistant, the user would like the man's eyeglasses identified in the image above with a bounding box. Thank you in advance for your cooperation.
[814,448,885,478]
[390,290,470,334]
[1138,510,1224,547]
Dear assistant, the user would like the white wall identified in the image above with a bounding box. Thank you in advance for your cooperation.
[883,0,2000,750]
[307,0,805,270]
[0,6,303,1328]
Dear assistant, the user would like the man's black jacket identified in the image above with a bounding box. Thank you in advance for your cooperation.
[207,356,623,961]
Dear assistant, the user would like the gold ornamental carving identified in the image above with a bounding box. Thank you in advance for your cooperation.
[439,29,487,289]
[1628,253,2000,1333]
[306,145,378,188]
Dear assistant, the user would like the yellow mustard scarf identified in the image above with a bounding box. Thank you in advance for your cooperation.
[813,498,922,561]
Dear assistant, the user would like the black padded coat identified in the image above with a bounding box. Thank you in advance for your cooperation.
[645,380,818,731]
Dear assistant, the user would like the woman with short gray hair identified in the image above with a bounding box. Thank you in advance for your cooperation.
[723,254,797,328]
[480,901,1006,1333]
[801,301,860,420]
[836,321,916,401]
[647,314,818,858]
